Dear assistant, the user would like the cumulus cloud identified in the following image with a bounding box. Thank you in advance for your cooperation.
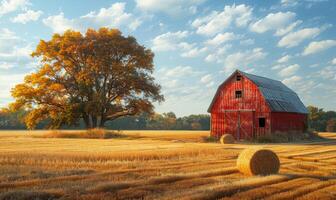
[205,32,236,46]
[332,58,336,65]
[11,9,43,24]
[274,20,302,36]
[318,66,336,80]
[278,27,321,48]
[240,38,254,45]
[135,0,205,15]
[249,12,297,35]
[43,2,141,33]
[281,0,299,7]
[0,0,29,16]
[204,44,232,63]
[0,28,33,70]
[223,48,267,73]
[181,46,207,58]
[165,66,195,77]
[282,75,302,87]
[200,74,214,87]
[192,4,252,36]
[200,74,212,83]
[302,40,336,56]
[277,55,291,63]
[152,31,189,51]
[0,73,26,101]
[278,64,300,77]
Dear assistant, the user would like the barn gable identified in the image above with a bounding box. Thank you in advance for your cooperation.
[208,70,308,114]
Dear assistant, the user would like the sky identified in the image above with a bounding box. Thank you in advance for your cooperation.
[0,0,335,117]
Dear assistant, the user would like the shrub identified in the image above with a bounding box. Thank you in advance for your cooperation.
[42,128,125,139]
[252,130,323,143]
[202,136,218,143]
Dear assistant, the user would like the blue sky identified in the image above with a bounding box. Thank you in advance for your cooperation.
[0,0,335,116]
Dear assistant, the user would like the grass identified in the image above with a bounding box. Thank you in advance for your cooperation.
[40,128,125,139]
[0,130,335,199]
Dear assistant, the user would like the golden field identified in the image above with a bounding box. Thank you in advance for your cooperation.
[0,130,336,200]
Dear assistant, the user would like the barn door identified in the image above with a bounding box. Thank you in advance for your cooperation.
[223,111,254,140]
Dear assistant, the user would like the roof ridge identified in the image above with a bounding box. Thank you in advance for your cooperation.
[240,71,282,83]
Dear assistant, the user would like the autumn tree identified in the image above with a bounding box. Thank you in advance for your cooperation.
[10,28,164,129]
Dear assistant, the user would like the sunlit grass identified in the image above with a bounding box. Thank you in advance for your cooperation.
[0,130,335,199]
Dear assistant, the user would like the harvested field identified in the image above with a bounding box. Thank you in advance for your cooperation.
[0,130,335,199]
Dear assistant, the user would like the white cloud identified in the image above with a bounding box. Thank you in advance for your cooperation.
[302,40,336,56]
[318,66,336,80]
[249,12,296,34]
[152,31,189,51]
[275,20,302,36]
[278,27,321,48]
[11,9,42,24]
[0,28,19,52]
[43,3,141,33]
[200,74,215,88]
[135,0,205,15]
[192,4,252,36]
[223,48,267,73]
[200,74,212,83]
[205,32,236,46]
[43,13,74,33]
[164,66,195,77]
[0,28,34,71]
[240,38,254,45]
[181,46,207,58]
[0,74,26,100]
[331,58,336,65]
[277,55,291,63]
[279,64,300,77]
[281,0,299,7]
[282,75,302,86]
[204,44,231,63]
[272,64,285,70]
[0,0,29,16]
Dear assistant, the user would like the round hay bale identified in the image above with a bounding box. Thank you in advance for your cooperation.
[220,134,235,144]
[236,148,280,176]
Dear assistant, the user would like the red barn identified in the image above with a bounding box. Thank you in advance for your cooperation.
[208,70,308,140]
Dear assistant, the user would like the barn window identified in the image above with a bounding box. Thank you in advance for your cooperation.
[259,118,266,127]
[236,75,242,81]
[235,90,242,98]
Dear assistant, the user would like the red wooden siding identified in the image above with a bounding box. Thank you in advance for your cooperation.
[271,112,307,133]
[210,74,271,139]
[209,71,307,140]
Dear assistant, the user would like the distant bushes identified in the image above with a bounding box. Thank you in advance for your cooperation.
[42,128,124,139]
[253,130,323,143]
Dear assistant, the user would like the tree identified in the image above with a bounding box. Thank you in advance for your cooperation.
[326,118,336,132]
[307,105,326,131]
[10,28,164,129]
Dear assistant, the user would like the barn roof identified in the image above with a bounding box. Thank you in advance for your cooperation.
[207,70,308,114]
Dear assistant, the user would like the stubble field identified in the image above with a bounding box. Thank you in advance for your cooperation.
[0,130,336,200]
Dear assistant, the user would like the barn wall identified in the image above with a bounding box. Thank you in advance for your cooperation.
[210,73,271,139]
[271,112,307,133]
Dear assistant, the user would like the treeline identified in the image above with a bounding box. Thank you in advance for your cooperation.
[0,109,210,130]
[307,106,336,132]
[1,106,335,132]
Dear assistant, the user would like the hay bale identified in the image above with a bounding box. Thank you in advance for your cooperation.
[220,134,235,144]
[237,148,280,176]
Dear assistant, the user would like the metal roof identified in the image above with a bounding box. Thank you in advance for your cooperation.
[208,70,308,114]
